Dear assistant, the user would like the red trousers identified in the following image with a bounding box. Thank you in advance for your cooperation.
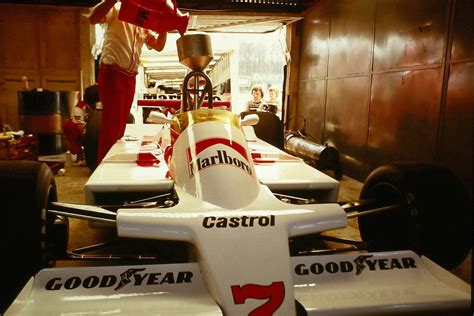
[63,120,84,155]
[97,64,136,163]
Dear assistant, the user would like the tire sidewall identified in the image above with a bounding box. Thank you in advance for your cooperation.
[359,162,472,270]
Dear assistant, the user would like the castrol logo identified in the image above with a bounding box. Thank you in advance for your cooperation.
[187,137,252,177]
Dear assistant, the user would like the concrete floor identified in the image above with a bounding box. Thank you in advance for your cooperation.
[50,157,472,285]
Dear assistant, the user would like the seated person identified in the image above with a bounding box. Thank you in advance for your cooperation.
[62,84,99,165]
[244,84,267,112]
[260,85,281,115]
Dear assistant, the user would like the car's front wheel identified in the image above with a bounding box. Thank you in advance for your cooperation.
[0,161,68,313]
[358,162,472,270]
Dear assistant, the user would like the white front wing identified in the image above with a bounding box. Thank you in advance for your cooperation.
[6,251,470,315]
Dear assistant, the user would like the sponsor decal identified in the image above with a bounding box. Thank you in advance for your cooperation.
[202,215,275,229]
[116,267,146,290]
[44,268,193,291]
[186,138,251,177]
[231,281,285,315]
[134,9,149,27]
[294,255,417,276]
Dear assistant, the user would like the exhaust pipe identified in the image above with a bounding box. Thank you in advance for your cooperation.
[285,134,343,179]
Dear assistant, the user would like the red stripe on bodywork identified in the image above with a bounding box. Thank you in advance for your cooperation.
[251,152,276,164]
[136,152,160,167]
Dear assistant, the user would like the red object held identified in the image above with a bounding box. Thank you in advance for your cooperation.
[119,0,189,35]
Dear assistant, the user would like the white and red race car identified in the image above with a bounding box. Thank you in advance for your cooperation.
[1,107,471,315]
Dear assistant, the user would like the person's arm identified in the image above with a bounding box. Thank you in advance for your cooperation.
[243,100,251,112]
[145,32,167,52]
[88,0,117,24]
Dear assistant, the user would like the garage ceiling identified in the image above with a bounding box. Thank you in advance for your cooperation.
[187,12,303,34]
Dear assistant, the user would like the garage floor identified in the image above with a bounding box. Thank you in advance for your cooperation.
[51,157,472,285]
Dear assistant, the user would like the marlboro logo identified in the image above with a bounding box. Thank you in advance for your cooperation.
[186,138,252,177]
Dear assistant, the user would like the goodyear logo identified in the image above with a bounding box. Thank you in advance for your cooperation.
[295,255,417,276]
[44,268,193,291]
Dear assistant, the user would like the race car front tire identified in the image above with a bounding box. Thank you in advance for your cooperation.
[0,161,68,313]
[358,162,472,270]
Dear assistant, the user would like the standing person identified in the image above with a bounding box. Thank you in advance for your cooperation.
[62,84,99,165]
[244,84,266,112]
[88,0,167,163]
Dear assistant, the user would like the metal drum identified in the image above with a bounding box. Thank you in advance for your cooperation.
[18,89,65,155]
[176,33,213,71]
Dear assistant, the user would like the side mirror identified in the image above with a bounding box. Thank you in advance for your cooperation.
[147,111,173,124]
[240,114,259,126]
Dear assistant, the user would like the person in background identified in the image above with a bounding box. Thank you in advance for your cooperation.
[21,76,30,91]
[260,85,281,116]
[88,0,167,163]
[244,84,266,112]
[62,84,99,165]
[1,116,12,133]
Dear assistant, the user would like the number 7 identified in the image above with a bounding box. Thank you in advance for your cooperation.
[231,281,285,315]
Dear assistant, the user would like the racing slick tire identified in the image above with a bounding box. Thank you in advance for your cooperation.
[0,161,68,313]
[84,108,135,172]
[84,108,101,172]
[358,162,472,270]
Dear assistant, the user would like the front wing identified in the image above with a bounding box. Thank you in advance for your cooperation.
[6,251,470,315]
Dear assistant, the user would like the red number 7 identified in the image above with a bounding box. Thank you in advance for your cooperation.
[231,281,285,315]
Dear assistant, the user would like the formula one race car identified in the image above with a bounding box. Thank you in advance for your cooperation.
[1,34,471,315]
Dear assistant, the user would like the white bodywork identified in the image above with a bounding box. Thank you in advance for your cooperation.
[6,109,471,315]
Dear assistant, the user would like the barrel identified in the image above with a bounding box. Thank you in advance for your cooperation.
[18,89,65,155]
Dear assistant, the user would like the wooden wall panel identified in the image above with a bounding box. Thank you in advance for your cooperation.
[0,7,39,71]
[42,75,80,92]
[40,9,80,73]
[0,75,40,131]
[0,4,93,130]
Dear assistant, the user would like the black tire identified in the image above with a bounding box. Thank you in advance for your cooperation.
[84,109,135,172]
[84,108,102,172]
[334,165,344,180]
[358,162,472,270]
[0,161,68,313]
